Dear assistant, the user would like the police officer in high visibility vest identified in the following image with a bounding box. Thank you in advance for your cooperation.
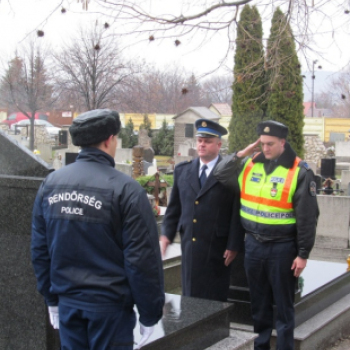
[214,120,319,350]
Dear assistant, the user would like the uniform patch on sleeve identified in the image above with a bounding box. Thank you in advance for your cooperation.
[300,161,310,170]
[309,181,317,197]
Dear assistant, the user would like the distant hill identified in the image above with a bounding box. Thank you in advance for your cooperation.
[302,71,341,102]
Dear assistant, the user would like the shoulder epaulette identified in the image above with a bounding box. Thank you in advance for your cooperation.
[298,160,310,170]
[175,159,193,168]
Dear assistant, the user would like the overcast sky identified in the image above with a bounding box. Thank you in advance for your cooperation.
[1,0,349,78]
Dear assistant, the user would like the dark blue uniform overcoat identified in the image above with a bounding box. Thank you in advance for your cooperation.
[162,156,244,301]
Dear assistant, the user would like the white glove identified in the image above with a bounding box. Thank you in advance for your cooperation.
[133,323,154,349]
[48,306,59,329]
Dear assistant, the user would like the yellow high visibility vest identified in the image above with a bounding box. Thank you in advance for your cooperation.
[238,154,301,225]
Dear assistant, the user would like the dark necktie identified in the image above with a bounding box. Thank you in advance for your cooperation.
[199,165,208,188]
[266,160,276,175]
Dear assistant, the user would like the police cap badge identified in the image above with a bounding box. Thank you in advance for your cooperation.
[195,118,228,138]
[257,120,288,138]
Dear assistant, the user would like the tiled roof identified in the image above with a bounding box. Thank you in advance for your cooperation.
[303,102,333,117]
[174,107,220,120]
[210,103,232,116]
[303,102,314,116]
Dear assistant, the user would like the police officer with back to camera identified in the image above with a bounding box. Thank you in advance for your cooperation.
[160,118,245,302]
[31,109,165,350]
[214,120,319,350]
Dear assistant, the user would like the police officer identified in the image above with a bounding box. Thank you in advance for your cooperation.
[214,120,319,350]
[160,118,244,302]
[31,109,165,350]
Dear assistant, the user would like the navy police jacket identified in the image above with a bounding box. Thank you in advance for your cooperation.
[31,148,164,326]
[162,156,244,301]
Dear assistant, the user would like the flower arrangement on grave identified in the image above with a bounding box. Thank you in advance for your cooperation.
[153,205,161,217]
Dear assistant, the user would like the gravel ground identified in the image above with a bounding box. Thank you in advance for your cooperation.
[329,336,350,350]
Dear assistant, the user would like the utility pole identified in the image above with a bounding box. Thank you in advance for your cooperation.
[311,60,317,118]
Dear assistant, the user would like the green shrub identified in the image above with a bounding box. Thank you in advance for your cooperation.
[135,174,173,193]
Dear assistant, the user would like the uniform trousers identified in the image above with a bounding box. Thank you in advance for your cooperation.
[244,234,297,350]
[59,303,136,350]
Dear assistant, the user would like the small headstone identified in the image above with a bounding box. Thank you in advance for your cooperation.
[147,165,157,176]
[314,174,323,194]
[115,163,132,177]
[341,170,350,191]
[146,158,157,176]
[143,161,152,174]
[65,152,79,165]
[52,153,63,170]
[143,147,155,163]
[117,137,122,149]
[321,158,336,179]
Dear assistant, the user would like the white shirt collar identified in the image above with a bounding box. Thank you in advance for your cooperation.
[199,156,219,177]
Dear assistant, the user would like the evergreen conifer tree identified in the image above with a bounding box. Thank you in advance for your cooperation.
[119,118,138,148]
[228,5,265,153]
[265,7,304,157]
[152,120,174,156]
[139,114,152,137]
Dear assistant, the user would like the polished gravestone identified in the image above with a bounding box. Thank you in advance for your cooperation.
[134,293,233,350]
[0,130,52,176]
[0,131,57,350]
[228,252,350,327]
[295,259,350,326]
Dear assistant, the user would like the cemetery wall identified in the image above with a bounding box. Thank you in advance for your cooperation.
[304,134,326,167]
[303,117,324,141]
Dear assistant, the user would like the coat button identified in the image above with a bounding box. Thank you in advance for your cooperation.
[192,238,196,242]
[195,201,199,205]
[193,219,197,223]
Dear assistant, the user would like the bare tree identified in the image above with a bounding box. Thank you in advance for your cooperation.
[72,1,350,73]
[0,40,54,150]
[327,70,350,118]
[117,66,171,113]
[201,75,233,105]
[117,65,205,114]
[314,92,334,110]
[52,25,138,112]
[50,0,347,120]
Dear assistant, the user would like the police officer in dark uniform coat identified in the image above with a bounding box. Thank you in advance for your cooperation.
[214,120,319,350]
[31,109,164,350]
[160,119,244,302]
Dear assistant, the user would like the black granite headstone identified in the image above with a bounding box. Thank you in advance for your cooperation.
[314,174,323,192]
[228,251,252,324]
[0,131,60,350]
[143,148,155,163]
[321,158,336,180]
[65,152,79,165]
[134,294,233,350]
[58,130,68,145]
